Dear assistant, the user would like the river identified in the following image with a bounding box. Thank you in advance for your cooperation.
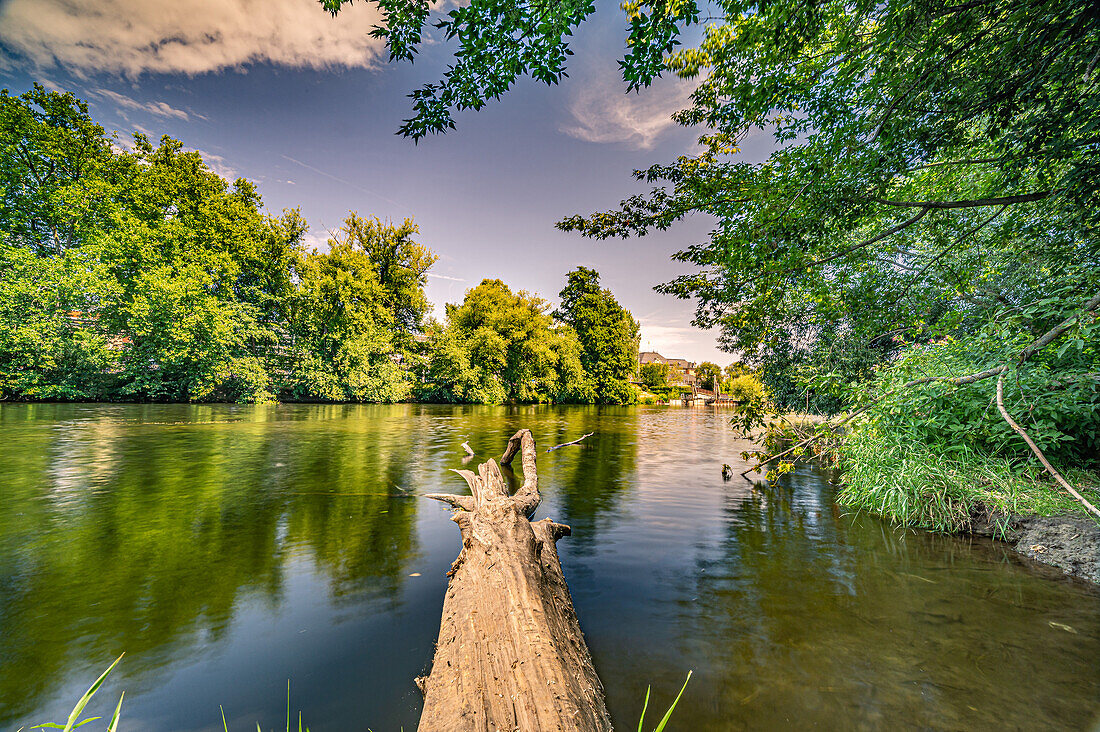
[1,403,1098,730]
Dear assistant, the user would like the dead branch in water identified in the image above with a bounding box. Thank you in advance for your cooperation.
[547,432,595,453]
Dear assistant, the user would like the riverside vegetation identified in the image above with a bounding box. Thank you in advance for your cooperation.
[0,86,641,406]
[316,0,1100,538]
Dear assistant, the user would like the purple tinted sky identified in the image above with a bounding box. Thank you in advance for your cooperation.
[0,0,778,365]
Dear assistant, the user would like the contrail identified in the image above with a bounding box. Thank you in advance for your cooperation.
[280,153,408,212]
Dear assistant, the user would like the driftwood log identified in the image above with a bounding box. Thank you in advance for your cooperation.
[420,429,612,732]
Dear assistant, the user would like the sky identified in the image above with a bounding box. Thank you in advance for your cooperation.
[0,0,780,365]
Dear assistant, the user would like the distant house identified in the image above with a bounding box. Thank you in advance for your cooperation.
[639,351,697,387]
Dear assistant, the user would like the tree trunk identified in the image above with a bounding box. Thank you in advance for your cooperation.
[419,429,612,732]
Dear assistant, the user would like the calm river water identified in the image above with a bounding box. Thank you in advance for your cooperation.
[1,403,1098,730]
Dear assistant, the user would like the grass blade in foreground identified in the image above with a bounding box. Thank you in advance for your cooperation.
[637,671,692,732]
[31,654,125,732]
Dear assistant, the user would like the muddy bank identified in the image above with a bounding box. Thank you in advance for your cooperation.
[973,512,1100,584]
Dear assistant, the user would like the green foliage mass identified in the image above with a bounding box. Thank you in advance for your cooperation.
[694,361,720,391]
[553,267,640,405]
[0,86,417,403]
[417,279,593,404]
[1,87,641,405]
[836,297,1100,529]
[639,363,671,391]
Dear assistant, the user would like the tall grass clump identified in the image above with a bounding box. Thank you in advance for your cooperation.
[833,331,1100,532]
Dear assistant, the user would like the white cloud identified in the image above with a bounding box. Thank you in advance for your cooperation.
[89,88,190,120]
[300,230,332,252]
[426,273,466,282]
[637,314,724,364]
[0,0,386,77]
[560,69,694,150]
[191,149,240,181]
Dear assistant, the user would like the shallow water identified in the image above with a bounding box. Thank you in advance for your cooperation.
[1,403,1098,731]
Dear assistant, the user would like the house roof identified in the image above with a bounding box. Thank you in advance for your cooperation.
[639,351,696,369]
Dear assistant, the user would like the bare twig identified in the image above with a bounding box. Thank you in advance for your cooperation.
[996,372,1100,519]
[546,432,594,453]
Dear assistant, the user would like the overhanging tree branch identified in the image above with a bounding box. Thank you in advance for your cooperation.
[888,205,1008,308]
[872,191,1051,209]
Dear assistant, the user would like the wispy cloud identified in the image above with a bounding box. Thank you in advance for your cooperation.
[191,149,240,181]
[426,273,466,282]
[637,313,724,363]
[560,68,694,150]
[0,0,386,76]
[300,230,332,252]
[89,88,191,120]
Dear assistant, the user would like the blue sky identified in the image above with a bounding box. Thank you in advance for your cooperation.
[0,0,779,365]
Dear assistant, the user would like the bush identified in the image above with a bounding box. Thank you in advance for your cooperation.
[834,324,1100,529]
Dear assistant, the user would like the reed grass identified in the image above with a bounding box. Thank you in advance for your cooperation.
[21,654,124,732]
[637,671,692,732]
[837,427,1100,534]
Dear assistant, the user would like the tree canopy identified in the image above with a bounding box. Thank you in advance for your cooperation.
[695,361,721,392]
[0,86,423,403]
[553,267,639,404]
[419,278,592,404]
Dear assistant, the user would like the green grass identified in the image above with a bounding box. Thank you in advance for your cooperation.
[837,427,1100,535]
[637,671,692,732]
[21,654,124,732]
[31,658,690,731]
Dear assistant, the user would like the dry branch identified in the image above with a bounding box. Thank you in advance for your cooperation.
[546,432,595,453]
[419,429,611,732]
[996,372,1100,519]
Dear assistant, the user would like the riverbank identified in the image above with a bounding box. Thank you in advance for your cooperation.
[972,511,1100,584]
[758,418,1100,585]
[839,440,1100,585]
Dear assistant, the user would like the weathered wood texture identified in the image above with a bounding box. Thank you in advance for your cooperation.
[420,429,612,732]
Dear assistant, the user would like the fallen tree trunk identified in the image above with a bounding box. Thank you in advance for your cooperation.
[420,429,612,732]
